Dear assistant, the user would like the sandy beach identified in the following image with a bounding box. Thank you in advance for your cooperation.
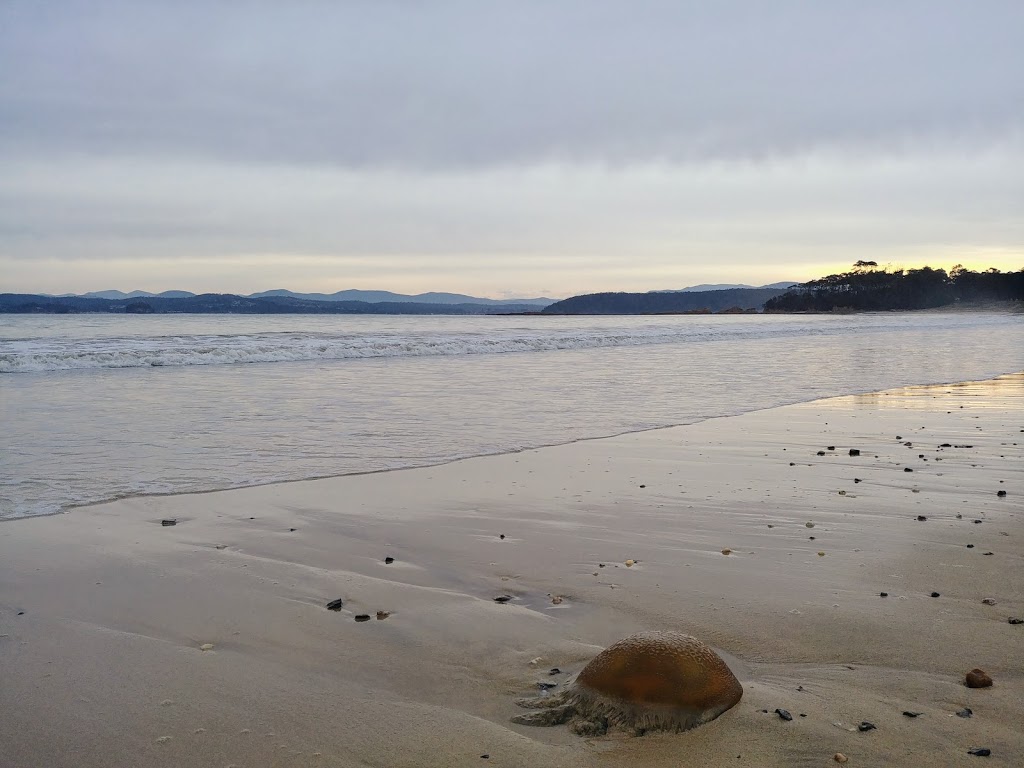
[1,374,1021,768]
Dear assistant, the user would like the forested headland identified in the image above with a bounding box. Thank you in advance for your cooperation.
[764,264,1023,312]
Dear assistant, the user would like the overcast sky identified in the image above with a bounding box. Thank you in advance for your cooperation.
[1,1,1021,297]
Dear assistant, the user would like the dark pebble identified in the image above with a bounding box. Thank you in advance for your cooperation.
[816,451,826,456]
[493,595,513,603]
[965,669,992,688]
[827,446,835,451]
[384,557,394,564]
[904,467,913,472]
[956,708,973,718]
[481,755,489,760]
[973,520,983,524]
[809,536,816,540]
[775,708,793,721]
[903,711,923,718]
[858,721,876,732]
[161,519,177,526]
[917,515,927,521]
[967,748,991,757]
[849,449,861,456]
[939,443,952,447]
[854,478,862,483]
[983,552,994,556]
[931,592,941,598]
[354,614,372,622]
[536,681,558,690]
[1009,618,1023,625]
[880,592,889,597]
[549,668,561,675]
[789,462,796,466]
[325,599,344,611]
[499,534,505,539]
[967,544,975,548]
[289,528,297,532]
[997,490,1006,497]
[17,611,24,616]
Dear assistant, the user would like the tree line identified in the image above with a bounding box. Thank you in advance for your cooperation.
[763,265,1024,312]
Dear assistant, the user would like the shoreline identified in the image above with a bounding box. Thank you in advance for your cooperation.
[6,370,1023,524]
[1,375,1021,767]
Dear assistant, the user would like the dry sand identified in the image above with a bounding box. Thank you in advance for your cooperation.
[1,374,1021,767]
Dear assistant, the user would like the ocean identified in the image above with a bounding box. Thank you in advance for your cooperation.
[2,311,1023,520]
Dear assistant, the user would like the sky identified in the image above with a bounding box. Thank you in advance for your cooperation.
[1,1,1022,299]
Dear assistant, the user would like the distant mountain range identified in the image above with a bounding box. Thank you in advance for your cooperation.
[543,287,789,314]
[60,289,555,306]
[652,282,798,293]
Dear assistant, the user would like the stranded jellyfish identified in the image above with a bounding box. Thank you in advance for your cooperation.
[512,631,742,736]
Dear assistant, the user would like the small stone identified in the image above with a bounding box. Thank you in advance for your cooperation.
[930,592,940,598]
[981,598,996,605]
[536,681,557,690]
[789,462,795,466]
[997,490,1006,497]
[904,467,913,473]
[639,484,645,488]
[549,668,561,675]
[967,544,974,548]
[550,595,563,605]
[849,449,860,456]
[493,595,513,603]
[375,611,391,620]
[325,598,344,611]
[917,515,927,521]
[983,552,994,556]
[775,708,793,721]
[481,755,489,760]
[827,446,835,451]
[902,711,923,718]
[956,708,973,718]
[834,754,848,763]
[858,721,876,732]
[854,478,862,483]
[384,556,394,564]
[965,669,992,688]
[838,490,846,495]
[624,559,635,567]
[880,592,889,597]
[199,643,214,651]
[805,522,815,528]
[721,548,732,556]
[973,519,983,524]
[817,552,825,557]
[499,534,505,539]
[1009,618,1023,625]
[161,519,177,526]
[817,451,826,456]
[354,614,372,622]
[967,748,991,757]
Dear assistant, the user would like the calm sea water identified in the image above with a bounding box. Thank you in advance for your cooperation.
[2,312,1023,520]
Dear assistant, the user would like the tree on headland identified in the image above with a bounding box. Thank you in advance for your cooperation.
[764,265,1023,312]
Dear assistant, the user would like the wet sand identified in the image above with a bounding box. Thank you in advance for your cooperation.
[1,374,1021,767]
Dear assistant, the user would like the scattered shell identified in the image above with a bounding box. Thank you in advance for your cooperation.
[199,643,215,651]
[550,596,564,605]
[375,611,391,620]
[155,736,172,744]
[982,598,996,606]
[625,559,635,567]
[965,669,993,688]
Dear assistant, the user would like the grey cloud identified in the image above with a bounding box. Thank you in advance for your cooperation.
[2,1,1022,168]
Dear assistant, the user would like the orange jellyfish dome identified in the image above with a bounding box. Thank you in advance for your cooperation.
[572,630,742,732]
